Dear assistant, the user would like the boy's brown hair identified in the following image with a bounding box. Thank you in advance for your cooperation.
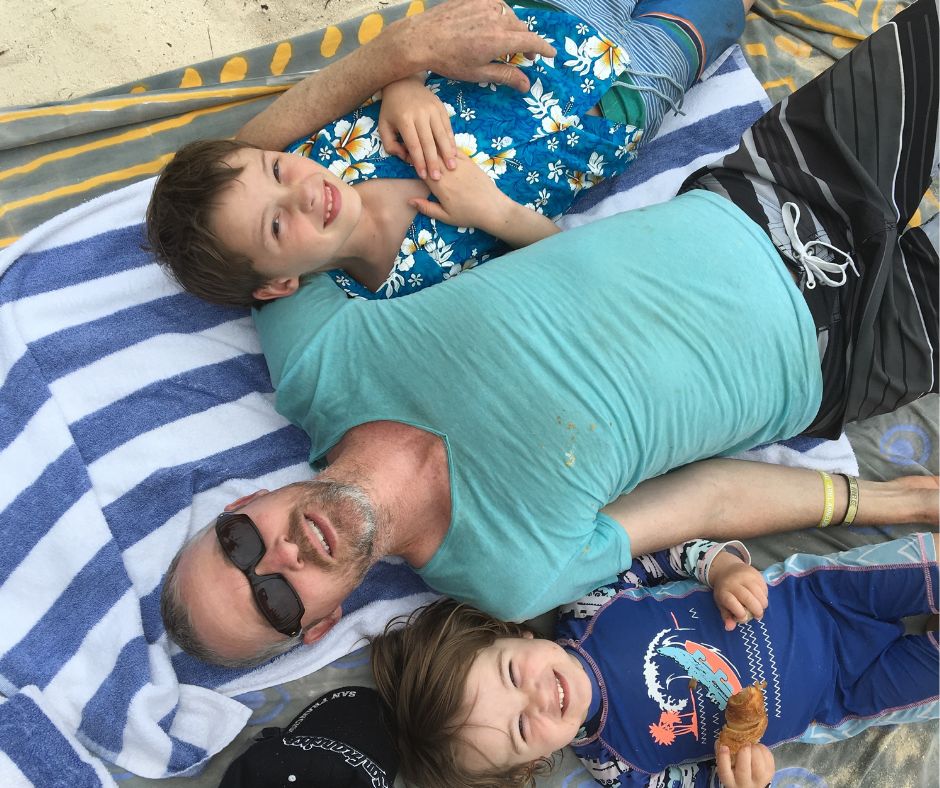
[370,599,555,788]
[146,139,268,307]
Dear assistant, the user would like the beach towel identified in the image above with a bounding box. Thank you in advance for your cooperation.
[0,38,859,788]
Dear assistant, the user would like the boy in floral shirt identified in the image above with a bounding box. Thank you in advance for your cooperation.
[147,0,746,306]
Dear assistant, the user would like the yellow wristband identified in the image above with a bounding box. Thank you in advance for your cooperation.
[839,474,860,525]
[817,471,835,528]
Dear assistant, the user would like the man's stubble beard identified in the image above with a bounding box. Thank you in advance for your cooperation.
[288,479,379,582]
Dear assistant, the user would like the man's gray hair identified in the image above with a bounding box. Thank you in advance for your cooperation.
[160,525,300,669]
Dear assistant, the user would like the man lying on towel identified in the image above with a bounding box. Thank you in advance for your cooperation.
[161,0,939,668]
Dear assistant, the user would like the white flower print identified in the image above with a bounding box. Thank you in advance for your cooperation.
[384,271,405,298]
[526,170,540,184]
[583,36,629,81]
[335,275,352,287]
[460,107,476,121]
[541,104,580,135]
[580,78,595,94]
[547,160,565,182]
[328,158,375,182]
[576,22,589,35]
[442,101,457,118]
[426,237,456,268]
[546,137,559,152]
[407,273,423,287]
[318,145,333,161]
[567,170,587,191]
[443,257,478,280]
[454,132,479,157]
[524,78,559,120]
[401,229,434,257]
[472,147,517,178]
[566,131,580,147]
[587,152,606,176]
[330,116,378,161]
[563,36,593,76]
[491,135,513,151]
[525,15,537,30]
[534,188,551,208]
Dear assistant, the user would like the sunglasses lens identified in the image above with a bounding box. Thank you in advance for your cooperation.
[255,577,304,635]
[216,514,264,569]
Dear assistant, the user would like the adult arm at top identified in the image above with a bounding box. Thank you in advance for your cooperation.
[237,0,555,152]
[603,459,939,557]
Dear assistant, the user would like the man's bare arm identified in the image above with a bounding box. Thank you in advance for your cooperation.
[237,0,555,150]
[603,459,939,556]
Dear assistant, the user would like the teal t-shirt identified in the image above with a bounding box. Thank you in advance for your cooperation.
[254,191,822,620]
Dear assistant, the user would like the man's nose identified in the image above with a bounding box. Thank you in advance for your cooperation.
[255,535,302,575]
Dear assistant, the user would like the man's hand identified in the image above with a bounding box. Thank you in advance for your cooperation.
[716,744,775,788]
[709,551,768,631]
[397,0,556,92]
[379,75,456,180]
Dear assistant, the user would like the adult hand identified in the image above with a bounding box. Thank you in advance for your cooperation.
[708,552,768,631]
[378,76,457,180]
[396,0,556,92]
[716,744,775,788]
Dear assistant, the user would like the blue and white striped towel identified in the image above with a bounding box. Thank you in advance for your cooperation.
[0,46,855,787]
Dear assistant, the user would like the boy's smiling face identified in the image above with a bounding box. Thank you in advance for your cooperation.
[458,635,592,773]
[209,148,362,300]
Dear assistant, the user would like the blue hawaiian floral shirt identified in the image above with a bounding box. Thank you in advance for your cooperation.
[287,8,642,299]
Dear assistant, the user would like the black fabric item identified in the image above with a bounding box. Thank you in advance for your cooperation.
[218,686,399,788]
[681,0,939,438]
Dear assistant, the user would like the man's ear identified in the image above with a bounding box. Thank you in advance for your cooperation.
[224,489,270,512]
[253,278,300,301]
[302,607,342,645]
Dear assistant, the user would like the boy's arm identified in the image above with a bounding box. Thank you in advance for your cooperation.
[237,0,555,150]
[602,459,939,558]
[378,74,457,180]
[410,153,560,247]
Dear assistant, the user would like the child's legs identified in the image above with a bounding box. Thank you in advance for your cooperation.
[798,633,939,743]
[765,533,939,621]
[681,0,939,437]
[777,534,940,740]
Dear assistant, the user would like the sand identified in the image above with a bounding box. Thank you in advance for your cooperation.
[0,0,380,108]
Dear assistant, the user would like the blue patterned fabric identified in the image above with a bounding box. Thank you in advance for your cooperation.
[288,8,642,299]
[560,533,940,787]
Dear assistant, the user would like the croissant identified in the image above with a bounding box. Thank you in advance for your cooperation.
[717,682,768,764]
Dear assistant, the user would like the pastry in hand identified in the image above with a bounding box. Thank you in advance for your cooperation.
[717,682,768,764]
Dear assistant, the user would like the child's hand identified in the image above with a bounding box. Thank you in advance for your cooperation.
[378,75,457,181]
[709,551,768,631]
[716,744,775,788]
[409,152,506,231]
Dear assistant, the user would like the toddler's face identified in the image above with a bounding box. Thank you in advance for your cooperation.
[209,148,362,300]
[457,634,592,773]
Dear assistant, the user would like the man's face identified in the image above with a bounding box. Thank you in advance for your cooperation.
[177,480,377,662]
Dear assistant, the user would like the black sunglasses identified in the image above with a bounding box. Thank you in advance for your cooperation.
[214,512,306,638]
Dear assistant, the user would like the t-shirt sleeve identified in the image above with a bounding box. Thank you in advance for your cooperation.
[509,511,633,621]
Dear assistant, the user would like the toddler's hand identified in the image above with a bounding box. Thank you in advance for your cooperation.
[716,743,775,788]
[709,551,768,631]
[379,76,457,181]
